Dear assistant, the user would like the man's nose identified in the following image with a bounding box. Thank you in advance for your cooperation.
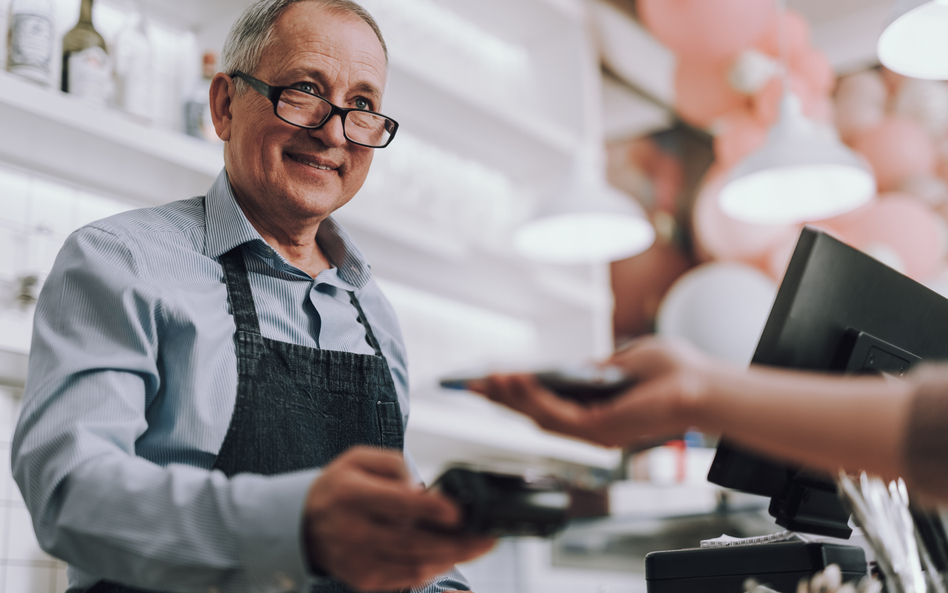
[309,113,347,148]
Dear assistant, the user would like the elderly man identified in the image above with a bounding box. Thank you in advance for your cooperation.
[12,1,494,592]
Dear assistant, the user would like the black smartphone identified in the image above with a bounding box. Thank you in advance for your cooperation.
[534,365,637,402]
[427,466,569,537]
[439,365,636,403]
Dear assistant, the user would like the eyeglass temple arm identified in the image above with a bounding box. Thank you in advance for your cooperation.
[233,72,278,102]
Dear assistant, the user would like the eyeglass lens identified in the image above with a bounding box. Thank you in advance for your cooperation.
[276,88,393,147]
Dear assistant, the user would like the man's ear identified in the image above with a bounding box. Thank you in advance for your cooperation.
[209,72,235,142]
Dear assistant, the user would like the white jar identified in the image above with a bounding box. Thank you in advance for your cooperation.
[6,0,55,86]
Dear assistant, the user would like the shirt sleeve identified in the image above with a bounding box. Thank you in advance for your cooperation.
[12,225,319,593]
[903,364,948,503]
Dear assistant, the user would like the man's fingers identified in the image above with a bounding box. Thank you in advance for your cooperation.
[334,470,460,528]
[372,526,495,565]
[318,512,496,591]
[342,446,416,483]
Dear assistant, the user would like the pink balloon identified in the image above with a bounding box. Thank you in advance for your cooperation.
[674,58,749,127]
[923,264,948,300]
[836,71,888,110]
[754,10,811,59]
[881,66,907,95]
[849,116,937,191]
[938,139,948,181]
[820,194,944,280]
[692,167,801,269]
[752,74,824,126]
[835,96,886,141]
[713,110,769,168]
[640,0,776,62]
[791,48,836,97]
[765,219,856,279]
[899,174,948,206]
[765,233,801,281]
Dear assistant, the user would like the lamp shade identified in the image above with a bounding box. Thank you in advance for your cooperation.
[719,94,876,225]
[878,0,948,80]
[514,170,655,264]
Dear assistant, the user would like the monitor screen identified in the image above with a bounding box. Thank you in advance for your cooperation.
[706,226,948,538]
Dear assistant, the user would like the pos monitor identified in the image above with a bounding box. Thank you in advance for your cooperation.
[706,226,948,539]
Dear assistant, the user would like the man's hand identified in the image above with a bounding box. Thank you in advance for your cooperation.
[304,447,496,591]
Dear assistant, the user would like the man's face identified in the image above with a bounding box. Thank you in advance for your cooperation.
[221,2,387,225]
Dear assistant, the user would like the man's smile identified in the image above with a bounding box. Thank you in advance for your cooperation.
[285,152,339,172]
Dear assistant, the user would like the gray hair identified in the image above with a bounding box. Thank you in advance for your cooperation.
[221,0,387,93]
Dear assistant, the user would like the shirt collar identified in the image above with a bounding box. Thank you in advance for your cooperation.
[203,169,373,289]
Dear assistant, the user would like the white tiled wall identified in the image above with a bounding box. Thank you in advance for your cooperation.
[0,164,131,354]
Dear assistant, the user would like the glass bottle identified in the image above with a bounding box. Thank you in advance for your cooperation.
[6,0,55,86]
[61,0,113,106]
[113,1,152,121]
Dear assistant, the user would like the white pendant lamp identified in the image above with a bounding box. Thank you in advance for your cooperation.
[878,0,948,80]
[514,161,655,264]
[719,93,877,225]
[718,0,877,225]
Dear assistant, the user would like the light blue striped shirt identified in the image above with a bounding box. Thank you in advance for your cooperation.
[12,170,468,593]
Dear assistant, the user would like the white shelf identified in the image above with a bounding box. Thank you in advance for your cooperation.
[385,60,576,186]
[137,0,582,186]
[0,56,578,205]
[0,71,223,206]
[0,70,606,320]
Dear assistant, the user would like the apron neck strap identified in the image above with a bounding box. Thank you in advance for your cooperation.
[348,291,384,357]
[220,245,262,335]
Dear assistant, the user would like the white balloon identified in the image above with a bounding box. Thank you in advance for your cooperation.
[657,262,778,365]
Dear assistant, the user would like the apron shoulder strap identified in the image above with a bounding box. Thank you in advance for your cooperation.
[219,246,262,335]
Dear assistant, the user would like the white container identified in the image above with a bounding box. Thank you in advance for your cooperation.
[6,0,54,86]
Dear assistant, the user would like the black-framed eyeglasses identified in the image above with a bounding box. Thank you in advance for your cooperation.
[231,70,398,149]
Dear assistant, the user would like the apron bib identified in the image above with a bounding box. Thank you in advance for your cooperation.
[86,245,403,593]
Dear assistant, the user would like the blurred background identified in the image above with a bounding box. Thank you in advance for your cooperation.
[2,0,947,591]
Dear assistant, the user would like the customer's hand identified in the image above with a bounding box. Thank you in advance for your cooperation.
[304,447,496,591]
[468,337,718,449]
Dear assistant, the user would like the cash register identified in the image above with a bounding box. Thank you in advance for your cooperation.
[645,228,948,593]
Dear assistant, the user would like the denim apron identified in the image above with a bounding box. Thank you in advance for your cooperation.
[86,244,405,593]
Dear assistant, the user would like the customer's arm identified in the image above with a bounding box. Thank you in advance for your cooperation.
[470,338,939,496]
[13,226,489,593]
